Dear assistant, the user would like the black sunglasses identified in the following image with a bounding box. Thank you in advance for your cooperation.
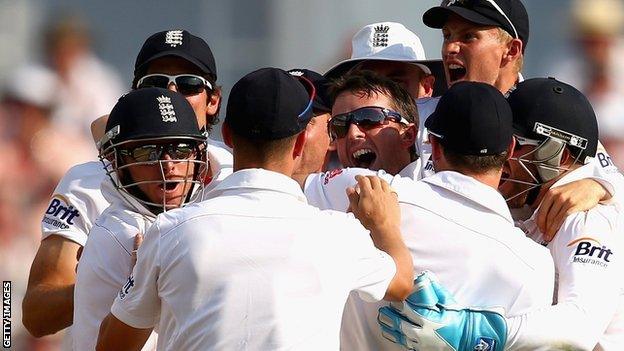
[329,106,410,140]
[119,142,199,162]
[136,74,213,96]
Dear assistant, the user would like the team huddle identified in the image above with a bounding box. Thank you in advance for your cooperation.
[21,1,624,350]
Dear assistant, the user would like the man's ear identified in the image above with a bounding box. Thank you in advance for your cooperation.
[206,87,221,119]
[293,130,307,158]
[400,124,418,150]
[502,38,523,68]
[222,122,233,148]
[420,74,436,98]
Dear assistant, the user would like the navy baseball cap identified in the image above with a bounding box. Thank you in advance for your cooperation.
[225,67,314,140]
[507,78,599,160]
[288,68,332,113]
[103,87,204,146]
[425,81,513,155]
[133,29,217,87]
[423,0,529,52]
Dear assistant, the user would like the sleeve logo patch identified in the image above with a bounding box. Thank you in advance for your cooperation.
[323,169,344,185]
[567,237,613,267]
[119,275,135,300]
[41,195,81,229]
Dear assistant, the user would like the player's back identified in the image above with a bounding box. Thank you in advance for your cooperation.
[340,171,555,351]
[143,169,395,351]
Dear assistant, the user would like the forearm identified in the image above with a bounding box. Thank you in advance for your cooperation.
[97,313,152,351]
[370,224,414,301]
[22,283,74,336]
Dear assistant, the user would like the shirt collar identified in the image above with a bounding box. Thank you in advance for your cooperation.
[209,168,308,203]
[399,160,422,179]
[422,170,514,223]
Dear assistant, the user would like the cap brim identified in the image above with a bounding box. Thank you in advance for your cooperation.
[325,58,447,97]
[134,51,214,80]
[423,6,501,29]
[326,57,438,78]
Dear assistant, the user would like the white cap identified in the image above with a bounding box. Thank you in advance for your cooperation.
[326,22,439,78]
[4,65,58,109]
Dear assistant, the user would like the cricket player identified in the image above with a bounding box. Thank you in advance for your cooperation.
[423,0,624,237]
[22,29,231,339]
[379,78,624,350]
[96,67,414,351]
[319,77,555,351]
[73,87,208,350]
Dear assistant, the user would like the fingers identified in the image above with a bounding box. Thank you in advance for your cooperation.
[536,190,555,234]
[131,233,144,269]
[134,233,144,251]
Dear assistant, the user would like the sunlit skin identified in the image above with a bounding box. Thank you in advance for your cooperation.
[442,14,520,92]
[302,112,331,173]
[358,61,435,98]
[145,57,220,129]
[121,141,198,209]
[332,91,416,175]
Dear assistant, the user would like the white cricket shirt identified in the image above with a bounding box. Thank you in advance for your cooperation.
[41,161,112,246]
[110,168,396,351]
[338,171,556,351]
[73,180,159,351]
[506,166,624,351]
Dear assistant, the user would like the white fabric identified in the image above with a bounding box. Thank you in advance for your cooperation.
[414,96,440,178]
[303,160,421,212]
[325,22,439,75]
[73,198,158,351]
[41,161,113,246]
[337,171,556,351]
[206,137,233,176]
[506,167,624,351]
[110,168,396,351]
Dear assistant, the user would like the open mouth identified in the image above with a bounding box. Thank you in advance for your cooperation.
[159,181,181,192]
[352,148,377,169]
[448,63,466,83]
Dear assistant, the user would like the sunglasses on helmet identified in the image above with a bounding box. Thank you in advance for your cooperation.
[119,141,199,163]
[136,74,213,96]
[329,106,410,140]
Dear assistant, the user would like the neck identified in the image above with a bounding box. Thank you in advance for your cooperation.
[494,70,519,95]
[436,165,502,190]
[233,157,295,178]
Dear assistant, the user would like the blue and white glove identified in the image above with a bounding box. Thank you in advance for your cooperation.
[378,271,507,351]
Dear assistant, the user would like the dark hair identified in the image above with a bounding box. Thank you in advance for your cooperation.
[329,70,419,160]
[329,70,419,127]
[440,139,509,173]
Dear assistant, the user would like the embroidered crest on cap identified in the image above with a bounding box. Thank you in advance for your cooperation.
[157,95,177,122]
[373,25,390,47]
[165,30,184,47]
[289,70,304,77]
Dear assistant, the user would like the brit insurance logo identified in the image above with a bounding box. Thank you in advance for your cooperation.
[567,237,614,267]
[41,194,80,230]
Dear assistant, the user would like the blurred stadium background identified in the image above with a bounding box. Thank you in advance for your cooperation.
[1,0,623,349]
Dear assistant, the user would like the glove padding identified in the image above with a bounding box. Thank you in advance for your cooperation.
[378,271,507,351]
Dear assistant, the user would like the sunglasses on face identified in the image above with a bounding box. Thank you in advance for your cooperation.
[136,74,213,95]
[119,142,199,162]
[329,106,410,140]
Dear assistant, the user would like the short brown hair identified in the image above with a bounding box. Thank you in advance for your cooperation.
[329,70,419,127]
[442,145,508,173]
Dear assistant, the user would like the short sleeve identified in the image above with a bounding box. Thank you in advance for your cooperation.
[589,144,624,201]
[110,220,162,329]
[41,162,110,246]
[304,168,390,211]
[334,216,396,302]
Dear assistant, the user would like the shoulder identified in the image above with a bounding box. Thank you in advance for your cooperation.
[557,204,624,246]
[55,161,107,193]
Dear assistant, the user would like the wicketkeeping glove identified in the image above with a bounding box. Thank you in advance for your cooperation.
[378,271,508,351]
